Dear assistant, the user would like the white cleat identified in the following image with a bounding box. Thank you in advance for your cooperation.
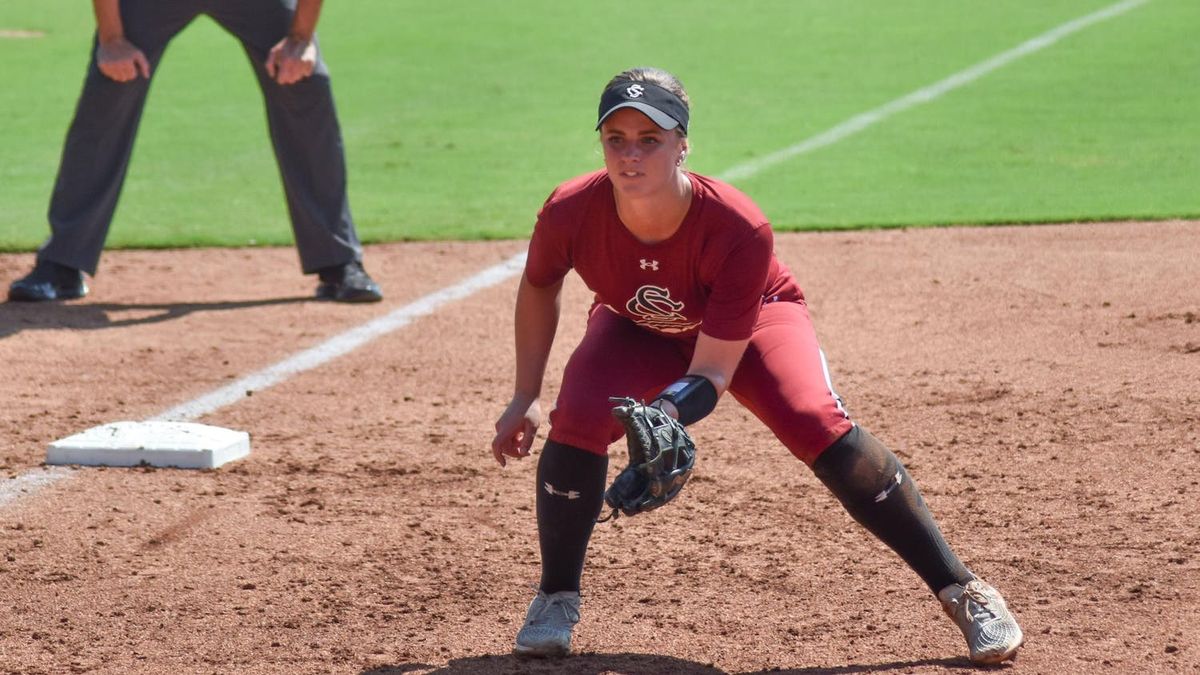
[513,589,581,658]
[939,579,1025,664]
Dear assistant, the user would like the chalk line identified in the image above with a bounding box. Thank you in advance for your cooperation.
[717,0,1149,183]
[1,252,526,506]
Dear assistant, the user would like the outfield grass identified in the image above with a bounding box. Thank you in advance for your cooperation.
[0,0,1196,251]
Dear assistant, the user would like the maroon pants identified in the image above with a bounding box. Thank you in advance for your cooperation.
[547,299,854,464]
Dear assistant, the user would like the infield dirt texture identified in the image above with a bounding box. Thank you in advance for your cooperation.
[1,222,1198,673]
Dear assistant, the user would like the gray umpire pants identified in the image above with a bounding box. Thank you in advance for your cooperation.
[40,0,362,276]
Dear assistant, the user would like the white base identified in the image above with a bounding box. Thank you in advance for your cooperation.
[46,421,250,469]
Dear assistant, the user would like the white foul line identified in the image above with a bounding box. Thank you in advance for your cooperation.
[0,0,1148,508]
[155,252,528,422]
[717,0,1149,184]
[0,467,74,507]
[0,252,527,507]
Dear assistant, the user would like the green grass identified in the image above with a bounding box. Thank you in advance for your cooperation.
[1,0,1196,250]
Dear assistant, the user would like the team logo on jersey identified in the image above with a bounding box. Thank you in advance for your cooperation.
[639,258,659,271]
[625,285,699,334]
[626,84,645,98]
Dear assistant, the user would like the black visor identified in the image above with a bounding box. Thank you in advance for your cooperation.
[596,81,689,134]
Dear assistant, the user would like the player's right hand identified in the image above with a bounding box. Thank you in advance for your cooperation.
[491,395,541,467]
[96,37,151,82]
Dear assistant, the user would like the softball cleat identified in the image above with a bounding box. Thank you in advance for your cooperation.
[939,579,1025,664]
[513,589,580,658]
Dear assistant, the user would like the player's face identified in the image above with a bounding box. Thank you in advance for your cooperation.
[600,108,688,198]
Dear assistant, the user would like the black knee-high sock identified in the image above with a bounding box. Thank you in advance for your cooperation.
[536,441,609,594]
[811,426,974,593]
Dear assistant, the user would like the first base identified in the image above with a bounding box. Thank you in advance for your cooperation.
[46,421,250,469]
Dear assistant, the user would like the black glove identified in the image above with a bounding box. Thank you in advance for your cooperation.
[600,396,697,521]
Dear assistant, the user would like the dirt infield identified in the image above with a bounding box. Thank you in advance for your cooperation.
[1,221,1197,674]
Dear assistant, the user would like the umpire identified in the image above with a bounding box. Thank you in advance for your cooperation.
[7,0,382,303]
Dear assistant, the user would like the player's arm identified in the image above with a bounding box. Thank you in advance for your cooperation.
[656,213,770,425]
[92,0,150,82]
[491,273,563,466]
[265,0,322,85]
[654,331,749,425]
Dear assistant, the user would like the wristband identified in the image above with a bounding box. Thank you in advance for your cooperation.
[653,374,718,426]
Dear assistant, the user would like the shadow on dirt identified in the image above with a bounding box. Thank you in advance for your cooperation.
[362,653,981,674]
[0,297,312,339]
[742,656,989,673]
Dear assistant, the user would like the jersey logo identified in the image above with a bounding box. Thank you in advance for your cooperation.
[625,285,700,334]
[626,84,645,98]
[639,258,659,271]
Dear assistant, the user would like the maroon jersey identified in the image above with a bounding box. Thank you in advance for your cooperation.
[526,170,803,341]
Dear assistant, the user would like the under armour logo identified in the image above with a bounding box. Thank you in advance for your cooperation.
[544,482,580,500]
[873,470,904,503]
[626,84,645,98]
[639,258,659,271]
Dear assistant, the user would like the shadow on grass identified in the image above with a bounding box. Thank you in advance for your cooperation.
[0,297,313,339]
[363,652,984,675]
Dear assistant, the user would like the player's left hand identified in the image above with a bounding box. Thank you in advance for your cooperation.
[265,36,317,85]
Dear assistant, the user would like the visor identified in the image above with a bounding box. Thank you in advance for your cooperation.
[596,81,689,134]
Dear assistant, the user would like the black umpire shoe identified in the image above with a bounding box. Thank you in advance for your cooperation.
[315,261,383,303]
[7,260,88,302]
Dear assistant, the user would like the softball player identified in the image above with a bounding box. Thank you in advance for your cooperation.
[491,66,1023,664]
